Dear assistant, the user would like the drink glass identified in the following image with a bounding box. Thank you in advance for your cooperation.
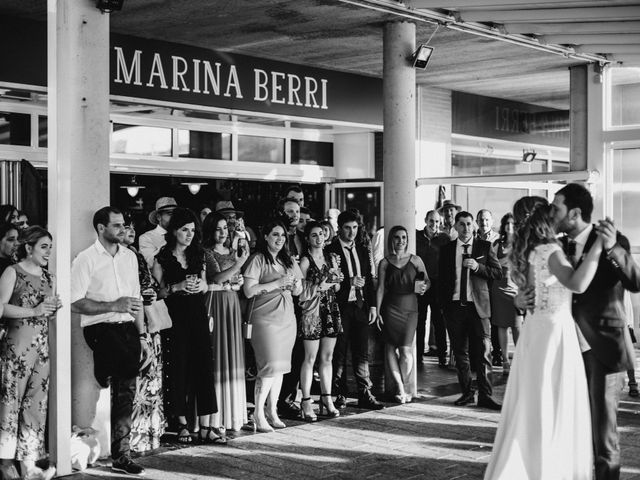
[185,274,199,293]
[141,288,155,305]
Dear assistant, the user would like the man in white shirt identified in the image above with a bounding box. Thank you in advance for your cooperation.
[71,206,149,476]
[139,196,177,267]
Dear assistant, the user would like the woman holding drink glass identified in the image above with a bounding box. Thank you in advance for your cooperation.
[298,222,343,421]
[0,226,60,480]
[243,220,303,432]
[152,208,221,444]
[202,212,249,434]
[375,225,429,403]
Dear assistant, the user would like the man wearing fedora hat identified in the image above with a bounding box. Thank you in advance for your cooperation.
[139,197,177,267]
[438,200,462,241]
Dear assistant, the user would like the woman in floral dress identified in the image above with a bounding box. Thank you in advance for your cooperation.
[122,218,166,452]
[202,212,249,435]
[298,221,343,420]
[0,226,61,480]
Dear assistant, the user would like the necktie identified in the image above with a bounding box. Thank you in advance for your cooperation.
[460,244,470,305]
[566,239,577,267]
[347,246,364,308]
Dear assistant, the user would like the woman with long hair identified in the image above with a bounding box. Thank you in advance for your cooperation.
[297,221,343,421]
[489,213,523,375]
[242,219,302,432]
[485,204,602,479]
[152,208,222,444]
[0,205,19,226]
[201,212,249,435]
[121,216,166,452]
[0,227,61,480]
[375,225,429,403]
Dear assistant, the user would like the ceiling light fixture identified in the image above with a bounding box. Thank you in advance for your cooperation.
[120,175,145,198]
[181,182,207,195]
[96,0,124,13]
[522,149,537,163]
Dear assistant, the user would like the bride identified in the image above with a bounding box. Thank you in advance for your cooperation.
[484,204,602,480]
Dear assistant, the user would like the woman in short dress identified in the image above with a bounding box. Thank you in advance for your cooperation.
[122,217,166,452]
[375,225,429,403]
[490,213,523,374]
[202,212,249,434]
[243,219,302,433]
[152,208,222,444]
[298,221,342,421]
[0,227,60,480]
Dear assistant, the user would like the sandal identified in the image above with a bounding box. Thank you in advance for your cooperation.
[177,424,192,444]
[199,426,228,445]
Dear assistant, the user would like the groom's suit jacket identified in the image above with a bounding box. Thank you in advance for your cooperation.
[438,238,502,319]
[568,228,640,372]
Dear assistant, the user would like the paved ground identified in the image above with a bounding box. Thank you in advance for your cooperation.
[67,356,640,480]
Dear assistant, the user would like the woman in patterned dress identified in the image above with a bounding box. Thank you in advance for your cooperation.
[201,212,249,435]
[298,222,343,420]
[0,227,61,480]
[122,218,166,452]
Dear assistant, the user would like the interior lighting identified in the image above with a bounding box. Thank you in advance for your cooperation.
[410,25,439,70]
[182,182,207,195]
[120,176,145,198]
[96,0,124,13]
[522,149,537,163]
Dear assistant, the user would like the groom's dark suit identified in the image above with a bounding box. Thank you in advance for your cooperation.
[566,229,640,480]
[439,238,502,400]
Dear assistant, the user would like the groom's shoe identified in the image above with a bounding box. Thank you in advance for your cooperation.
[454,392,475,406]
[477,395,502,411]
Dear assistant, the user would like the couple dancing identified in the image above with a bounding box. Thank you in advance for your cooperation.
[485,183,640,480]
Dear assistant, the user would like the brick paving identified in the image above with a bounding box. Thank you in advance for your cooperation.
[67,356,640,480]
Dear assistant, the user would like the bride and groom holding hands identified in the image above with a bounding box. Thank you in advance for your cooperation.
[484,183,640,480]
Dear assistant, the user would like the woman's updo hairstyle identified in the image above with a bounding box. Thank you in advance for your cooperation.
[16,226,52,261]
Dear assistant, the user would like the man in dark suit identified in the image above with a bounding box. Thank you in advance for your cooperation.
[549,183,640,480]
[415,209,450,366]
[439,211,502,410]
[327,210,383,410]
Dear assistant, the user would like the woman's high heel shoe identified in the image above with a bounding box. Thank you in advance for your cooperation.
[300,397,317,422]
[265,412,286,429]
[318,394,340,418]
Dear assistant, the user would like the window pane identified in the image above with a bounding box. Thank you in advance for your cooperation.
[0,112,30,146]
[291,140,333,166]
[238,135,284,164]
[177,130,230,160]
[610,68,640,127]
[112,124,172,156]
[39,116,47,148]
[452,154,547,176]
[613,148,640,248]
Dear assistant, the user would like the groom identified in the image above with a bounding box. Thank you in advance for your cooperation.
[519,183,640,480]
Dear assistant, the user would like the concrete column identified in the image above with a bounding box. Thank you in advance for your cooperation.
[570,64,605,218]
[383,21,417,396]
[48,0,111,472]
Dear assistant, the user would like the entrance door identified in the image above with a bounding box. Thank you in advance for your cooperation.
[332,182,383,236]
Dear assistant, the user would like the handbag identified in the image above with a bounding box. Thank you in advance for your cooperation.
[243,297,256,339]
[144,299,172,333]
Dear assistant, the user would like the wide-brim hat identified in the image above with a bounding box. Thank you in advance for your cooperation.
[437,199,462,214]
[148,197,178,225]
[214,200,244,218]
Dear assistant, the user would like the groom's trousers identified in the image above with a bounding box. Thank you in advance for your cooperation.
[584,350,625,480]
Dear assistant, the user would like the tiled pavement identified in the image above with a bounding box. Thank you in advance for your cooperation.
[67,356,640,480]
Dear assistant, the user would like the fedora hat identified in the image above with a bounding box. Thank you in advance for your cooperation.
[437,199,462,214]
[148,197,177,225]
[214,200,244,218]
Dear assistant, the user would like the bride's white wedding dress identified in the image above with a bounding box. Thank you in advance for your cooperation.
[484,243,593,480]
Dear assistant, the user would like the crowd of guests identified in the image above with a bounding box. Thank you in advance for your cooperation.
[0,182,638,479]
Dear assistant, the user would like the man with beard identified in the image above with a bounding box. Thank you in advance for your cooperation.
[438,200,461,240]
[518,183,640,480]
[71,207,150,475]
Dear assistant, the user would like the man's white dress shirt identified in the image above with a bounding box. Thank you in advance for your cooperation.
[138,225,167,268]
[453,238,474,303]
[71,239,140,327]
